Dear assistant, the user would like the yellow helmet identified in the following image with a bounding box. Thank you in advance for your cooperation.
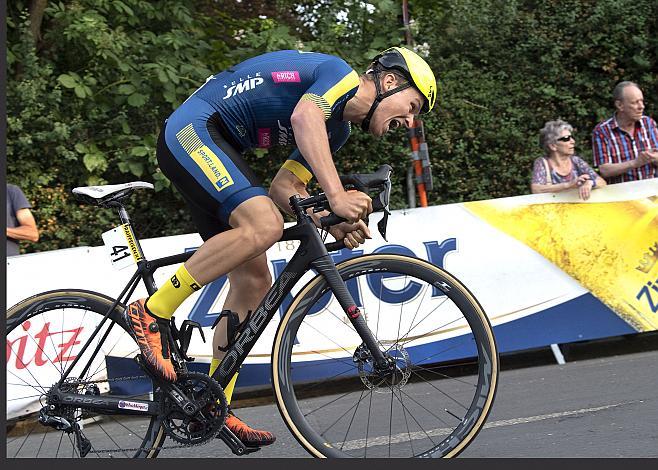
[371,46,437,113]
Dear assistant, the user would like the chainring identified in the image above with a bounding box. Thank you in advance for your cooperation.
[162,372,227,445]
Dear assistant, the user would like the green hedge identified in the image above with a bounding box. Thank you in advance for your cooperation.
[7,0,657,253]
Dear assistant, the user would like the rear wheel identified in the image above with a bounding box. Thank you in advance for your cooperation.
[6,290,166,458]
[273,254,498,458]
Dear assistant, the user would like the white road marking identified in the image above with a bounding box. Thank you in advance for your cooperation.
[337,401,633,451]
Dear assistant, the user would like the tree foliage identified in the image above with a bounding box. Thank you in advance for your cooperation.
[7,0,658,253]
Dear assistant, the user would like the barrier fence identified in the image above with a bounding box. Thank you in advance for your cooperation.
[7,179,657,419]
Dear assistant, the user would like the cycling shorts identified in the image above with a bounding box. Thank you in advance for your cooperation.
[157,96,268,240]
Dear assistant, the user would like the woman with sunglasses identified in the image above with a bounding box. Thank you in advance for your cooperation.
[531,119,606,200]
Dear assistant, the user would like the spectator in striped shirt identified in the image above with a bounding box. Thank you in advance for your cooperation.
[591,81,658,184]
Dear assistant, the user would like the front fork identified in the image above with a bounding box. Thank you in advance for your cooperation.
[311,255,391,371]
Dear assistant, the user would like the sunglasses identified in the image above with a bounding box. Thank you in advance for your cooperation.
[556,135,575,142]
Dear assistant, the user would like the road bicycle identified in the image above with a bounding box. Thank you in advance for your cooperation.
[6,165,498,458]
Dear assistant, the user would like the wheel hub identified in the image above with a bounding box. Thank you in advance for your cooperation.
[355,343,411,393]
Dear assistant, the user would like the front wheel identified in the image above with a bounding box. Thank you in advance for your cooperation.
[272,254,498,458]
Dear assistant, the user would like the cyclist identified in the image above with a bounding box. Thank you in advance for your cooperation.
[126,47,436,448]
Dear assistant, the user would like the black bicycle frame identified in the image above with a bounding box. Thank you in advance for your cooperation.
[56,196,388,412]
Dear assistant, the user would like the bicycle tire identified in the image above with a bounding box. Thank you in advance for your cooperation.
[272,254,498,458]
[6,289,166,458]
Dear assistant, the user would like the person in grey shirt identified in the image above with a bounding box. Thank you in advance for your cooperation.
[6,184,39,256]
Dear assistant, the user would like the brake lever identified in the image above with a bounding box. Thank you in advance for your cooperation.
[377,209,390,242]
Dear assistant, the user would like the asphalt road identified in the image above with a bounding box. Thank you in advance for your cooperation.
[163,348,658,458]
[8,347,658,458]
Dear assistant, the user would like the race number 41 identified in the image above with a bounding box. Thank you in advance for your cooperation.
[101,224,143,270]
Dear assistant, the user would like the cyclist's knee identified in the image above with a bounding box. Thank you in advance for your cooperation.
[229,263,272,296]
[231,197,283,252]
[231,224,279,255]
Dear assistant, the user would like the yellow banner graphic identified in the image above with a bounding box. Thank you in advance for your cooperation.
[465,184,658,332]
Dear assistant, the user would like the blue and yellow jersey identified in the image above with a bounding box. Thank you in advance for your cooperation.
[191,50,360,184]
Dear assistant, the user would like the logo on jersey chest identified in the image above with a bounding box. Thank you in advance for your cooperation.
[271,71,301,83]
[222,73,264,100]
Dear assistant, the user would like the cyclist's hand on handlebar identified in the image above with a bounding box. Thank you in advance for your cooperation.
[328,190,372,223]
[329,220,372,250]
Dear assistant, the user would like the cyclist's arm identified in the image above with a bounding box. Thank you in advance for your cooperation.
[269,166,371,248]
[270,166,311,216]
[269,166,333,228]
[289,100,343,200]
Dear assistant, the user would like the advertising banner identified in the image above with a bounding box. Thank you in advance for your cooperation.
[6,179,657,419]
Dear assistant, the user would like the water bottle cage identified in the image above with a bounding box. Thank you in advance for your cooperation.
[212,309,252,353]
[170,317,206,361]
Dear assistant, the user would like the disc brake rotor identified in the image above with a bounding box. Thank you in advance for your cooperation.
[356,344,412,393]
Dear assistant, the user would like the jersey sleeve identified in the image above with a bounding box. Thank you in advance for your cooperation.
[298,57,360,120]
[281,150,314,185]
[281,121,352,185]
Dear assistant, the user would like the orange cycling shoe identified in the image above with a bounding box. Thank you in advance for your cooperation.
[125,298,177,382]
[225,409,276,447]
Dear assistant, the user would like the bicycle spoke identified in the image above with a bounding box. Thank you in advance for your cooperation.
[397,282,430,342]
[399,296,453,343]
[398,385,416,456]
[67,433,79,458]
[95,421,130,458]
[104,415,148,444]
[55,430,65,458]
[338,389,366,451]
[314,387,374,438]
[410,340,477,367]
[412,362,478,387]
[8,394,43,402]
[22,328,64,381]
[408,368,468,411]
[43,309,65,377]
[291,366,362,400]
[364,389,373,458]
[304,386,370,422]
[7,369,48,395]
[11,420,38,458]
[6,342,50,395]
[388,380,394,457]
[36,425,49,457]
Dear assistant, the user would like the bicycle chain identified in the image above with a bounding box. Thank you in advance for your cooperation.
[58,373,220,455]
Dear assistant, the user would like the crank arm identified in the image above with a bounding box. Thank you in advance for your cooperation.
[134,354,198,416]
[217,426,260,456]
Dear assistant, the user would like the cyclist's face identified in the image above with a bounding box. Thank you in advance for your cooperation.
[370,80,424,137]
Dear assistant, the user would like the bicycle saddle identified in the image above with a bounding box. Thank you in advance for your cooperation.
[72,181,154,207]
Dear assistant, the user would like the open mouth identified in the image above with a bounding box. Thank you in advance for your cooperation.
[388,119,401,132]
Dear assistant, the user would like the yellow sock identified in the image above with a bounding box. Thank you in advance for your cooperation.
[147,264,202,319]
[209,358,221,376]
[209,359,239,405]
[224,372,239,404]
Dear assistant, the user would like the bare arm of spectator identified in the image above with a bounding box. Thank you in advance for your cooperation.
[6,208,39,242]
[598,152,653,178]
[530,157,579,194]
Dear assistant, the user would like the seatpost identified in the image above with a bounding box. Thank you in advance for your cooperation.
[117,204,131,225]
[107,201,148,268]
